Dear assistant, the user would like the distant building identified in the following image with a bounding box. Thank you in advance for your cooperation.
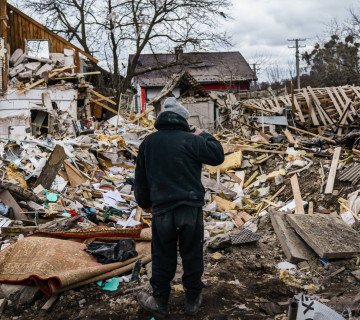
[129,49,256,110]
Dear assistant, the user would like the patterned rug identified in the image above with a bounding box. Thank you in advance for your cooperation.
[0,236,151,295]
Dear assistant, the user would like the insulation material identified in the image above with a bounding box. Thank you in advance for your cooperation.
[206,151,242,175]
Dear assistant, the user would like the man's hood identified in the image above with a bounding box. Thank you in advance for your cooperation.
[154,111,190,132]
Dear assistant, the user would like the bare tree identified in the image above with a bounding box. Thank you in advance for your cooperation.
[17,0,232,95]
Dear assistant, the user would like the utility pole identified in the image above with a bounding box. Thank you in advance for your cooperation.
[251,63,259,91]
[288,38,306,90]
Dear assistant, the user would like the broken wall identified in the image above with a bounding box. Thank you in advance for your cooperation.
[0,87,78,139]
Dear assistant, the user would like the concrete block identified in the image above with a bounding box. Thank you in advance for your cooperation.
[10,48,23,65]
[13,54,27,67]
[286,214,360,259]
[25,62,41,72]
[35,63,53,77]
[270,211,314,262]
[18,71,33,80]
[9,64,25,78]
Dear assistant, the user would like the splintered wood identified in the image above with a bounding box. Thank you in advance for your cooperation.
[240,85,360,132]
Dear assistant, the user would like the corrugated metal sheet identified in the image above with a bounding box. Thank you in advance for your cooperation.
[338,163,360,185]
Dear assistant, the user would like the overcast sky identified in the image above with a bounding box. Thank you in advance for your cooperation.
[10,0,360,82]
[226,0,359,81]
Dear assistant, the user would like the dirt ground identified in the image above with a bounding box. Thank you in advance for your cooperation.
[2,214,359,320]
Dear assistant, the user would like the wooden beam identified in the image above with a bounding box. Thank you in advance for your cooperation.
[288,126,336,144]
[308,201,314,214]
[89,97,117,114]
[283,129,296,146]
[324,147,341,194]
[307,86,333,125]
[302,88,319,126]
[129,107,155,124]
[290,174,305,214]
[90,90,117,106]
[16,65,72,95]
[34,144,66,189]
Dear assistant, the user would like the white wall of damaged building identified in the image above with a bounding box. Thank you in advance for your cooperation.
[0,87,78,139]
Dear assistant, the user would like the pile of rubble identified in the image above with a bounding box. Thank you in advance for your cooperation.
[0,84,359,319]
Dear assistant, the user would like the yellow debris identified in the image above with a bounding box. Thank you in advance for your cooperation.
[206,151,242,175]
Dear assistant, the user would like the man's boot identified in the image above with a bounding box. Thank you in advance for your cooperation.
[185,291,203,316]
[138,292,169,318]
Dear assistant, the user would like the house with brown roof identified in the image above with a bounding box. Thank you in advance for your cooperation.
[130,48,256,110]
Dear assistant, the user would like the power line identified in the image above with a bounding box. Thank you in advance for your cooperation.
[288,38,306,89]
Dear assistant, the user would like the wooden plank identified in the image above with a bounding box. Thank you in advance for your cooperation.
[16,66,71,95]
[134,206,142,222]
[293,96,306,123]
[227,172,243,185]
[286,214,360,259]
[129,107,155,124]
[338,87,357,116]
[89,97,117,114]
[324,147,341,194]
[64,160,88,187]
[302,88,319,125]
[288,126,336,143]
[283,129,295,146]
[34,144,66,189]
[41,294,59,311]
[290,174,305,214]
[325,87,344,119]
[0,190,28,220]
[332,87,354,122]
[90,90,117,106]
[308,201,314,215]
[212,195,236,211]
[307,86,333,125]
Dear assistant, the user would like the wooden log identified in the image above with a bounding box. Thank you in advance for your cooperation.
[324,147,341,194]
[290,174,305,214]
[33,144,66,189]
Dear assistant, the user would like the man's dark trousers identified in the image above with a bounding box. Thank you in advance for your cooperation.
[150,205,204,297]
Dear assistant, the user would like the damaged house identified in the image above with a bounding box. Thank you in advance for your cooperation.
[130,49,256,111]
[0,1,99,139]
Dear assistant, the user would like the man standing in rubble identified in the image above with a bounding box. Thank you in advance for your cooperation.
[135,97,224,318]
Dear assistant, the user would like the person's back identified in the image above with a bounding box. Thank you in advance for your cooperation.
[135,98,224,318]
[135,110,224,215]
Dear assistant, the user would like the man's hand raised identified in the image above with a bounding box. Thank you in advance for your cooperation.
[192,126,202,136]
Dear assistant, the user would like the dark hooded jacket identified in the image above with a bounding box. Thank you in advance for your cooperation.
[134,111,224,215]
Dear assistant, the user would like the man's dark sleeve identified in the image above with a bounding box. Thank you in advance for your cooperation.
[134,142,151,209]
[195,132,225,166]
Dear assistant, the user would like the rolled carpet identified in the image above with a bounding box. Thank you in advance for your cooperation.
[0,236,151,295]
